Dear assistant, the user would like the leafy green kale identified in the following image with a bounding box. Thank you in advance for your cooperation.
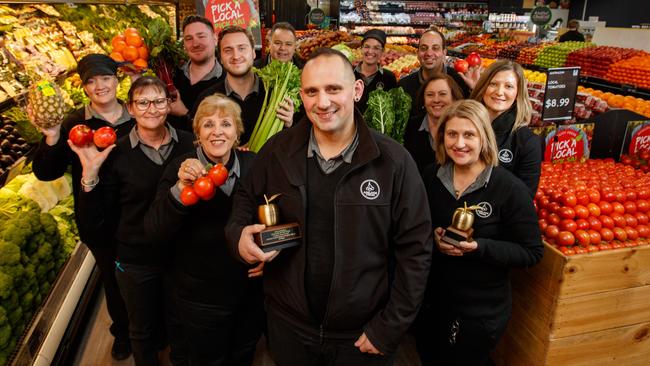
[364,87,411,144]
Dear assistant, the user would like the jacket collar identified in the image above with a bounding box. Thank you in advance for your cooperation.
[274,109,381,186]
[492,107,517,136]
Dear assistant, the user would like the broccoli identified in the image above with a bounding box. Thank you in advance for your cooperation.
[35,243,53,263]
[20,292,34,311]
[35,265,49,281]
[0,242,20,266]
[0,272,12,300]
[0,306,6,325]
[0,323,10,348]
[23,264,35,283]
[0,212,39,247]
[40,213,59,238]
[7,306,21,326]
[4,292,18,310]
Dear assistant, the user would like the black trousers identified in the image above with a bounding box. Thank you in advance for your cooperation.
[175,289,264,366]
[85,242,129,340]
[413,304,506,366]
[267,312,395,366]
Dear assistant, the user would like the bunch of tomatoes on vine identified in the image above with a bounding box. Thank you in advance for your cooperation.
[536,159,650,256]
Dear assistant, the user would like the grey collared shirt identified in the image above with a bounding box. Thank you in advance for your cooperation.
[354,63,384,86]
[84,103,131,125]
[170,146,241,202]
[223,74,260,101]
[418,115,435,150]
[307,127,359,174]
[437,162,493,199]
[181,59,223,83]
[128,124,179,165]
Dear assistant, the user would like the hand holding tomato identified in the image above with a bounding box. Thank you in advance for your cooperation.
[67,139,116,190]
[177,158,206,190]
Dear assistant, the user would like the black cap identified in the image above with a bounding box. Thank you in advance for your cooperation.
[77,54,122,83]
[362,29,387,47]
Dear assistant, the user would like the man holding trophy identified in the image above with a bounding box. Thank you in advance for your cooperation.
[226,48,432,365]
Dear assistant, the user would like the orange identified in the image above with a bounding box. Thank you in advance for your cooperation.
[122,45,139,62]
[125,34,143,47]
[110,52,125,62]
[111,34,126,48]
[133,59,148,70]
[124,28,141,37]
[112,40,127,53]
[137,46,148,60]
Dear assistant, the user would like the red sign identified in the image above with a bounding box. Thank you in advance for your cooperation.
[628,124,650,156]
[205,0,261,44]
[543,125,592,163]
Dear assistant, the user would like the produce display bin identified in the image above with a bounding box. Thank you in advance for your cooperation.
[493,242,650,365]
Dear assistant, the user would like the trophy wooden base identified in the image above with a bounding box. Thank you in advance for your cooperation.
[441,227,473,247]
[254,223,302,252]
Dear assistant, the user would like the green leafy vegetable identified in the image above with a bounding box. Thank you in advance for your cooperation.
[364,87,411,144]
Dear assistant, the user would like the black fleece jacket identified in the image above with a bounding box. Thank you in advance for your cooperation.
[398,66,471,119]
[143,149,259,305]
[77,128,195,266]
[491,108,542,196]
[32,107,135,245]
[422,164,543,323]
[226,111,432,355]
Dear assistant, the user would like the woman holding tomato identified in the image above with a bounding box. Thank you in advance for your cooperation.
[470,59,542,195]
[72,76,195,366]
[404,73,464,171]
[144,94,263,366]
[414,100,543,365]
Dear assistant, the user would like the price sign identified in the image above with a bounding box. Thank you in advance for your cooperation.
[542,67,580,121]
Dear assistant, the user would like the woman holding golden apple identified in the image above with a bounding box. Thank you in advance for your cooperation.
[413,100,543,365]
[144,94,263,366]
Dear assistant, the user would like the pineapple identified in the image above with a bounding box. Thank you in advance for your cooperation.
[26,80,67,129]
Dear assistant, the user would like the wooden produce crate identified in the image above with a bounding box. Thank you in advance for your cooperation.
[493,242,650,366]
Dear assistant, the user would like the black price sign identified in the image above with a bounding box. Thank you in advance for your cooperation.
[542,67,580,121]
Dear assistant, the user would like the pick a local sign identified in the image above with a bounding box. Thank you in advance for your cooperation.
[204,0,261,44]
[544,124,593,163]
[623,120,650,156]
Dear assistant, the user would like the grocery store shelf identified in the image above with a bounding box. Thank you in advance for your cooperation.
[3,0,177,4]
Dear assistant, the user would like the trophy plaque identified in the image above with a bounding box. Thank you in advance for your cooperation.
[254,194,302,252]
[441,202,481,247]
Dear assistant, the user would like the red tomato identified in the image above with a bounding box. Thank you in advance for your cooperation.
[574,246,588,254]
[611,213,626,228]
[575,219,590,230]
[637,224,650,238]
[625,226,639,240]
[574,230,590,247]
[538,219,548,231]
[193,176,215,200]
[611,240,624,249]
[602,191,616,202]
[623,213,638,227]
[466,52,481,67]
[599,215,615,229]
[586,203,601,217]
[587,216,602,231]
[538,197,550,209]
[556,231,575,246]
[588,189,601,203]
[544,225,560,239]
[598,201,613,215]
[638,188,650,200]
[208,164,229,186]
[535,189,544,201]
[537,208,549,220]
[558,206,576,220]
[574,205,589,219]
[598,242,612,251]
[548,202,561,213]
[600,228,614,242]
[576,192,590,206]
[613,227,628,241]
[453,59,469,73]
[614,191,626,202]
[559,246,575,256]
[588,245,600,253]
[69,124,94,146]
[560,219,577,233]
[93,126,116,148]
[180,186,200,206]
[551,191,564,202]
[625,190,637,201]
[562,193,578,207]
[636,199,650,213]
[588,230,601,245]
[547,213,561,226]
[612,202,626,215]
[624,201,637,214]
[635,212,649,225]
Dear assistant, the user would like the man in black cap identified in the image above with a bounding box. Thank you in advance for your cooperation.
[32,53,134,360]
[354,29,397,114]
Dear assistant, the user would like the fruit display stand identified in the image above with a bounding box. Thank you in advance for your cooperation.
[493,241,650,365]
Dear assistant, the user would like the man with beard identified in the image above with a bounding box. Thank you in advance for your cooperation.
[193,26,294,145]
[254,22,304,69]
[169,15,225,131]
[398,28,479,118]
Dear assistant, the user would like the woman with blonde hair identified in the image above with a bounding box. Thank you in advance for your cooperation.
[144,93,263,366]
[471,59,541,195]
[414,100,543,365]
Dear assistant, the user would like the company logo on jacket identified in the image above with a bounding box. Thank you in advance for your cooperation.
[360,179,380,200]
[476,202,492,218]
[498,149,513,163]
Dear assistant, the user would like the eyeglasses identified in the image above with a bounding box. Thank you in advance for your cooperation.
[133,98,170,111]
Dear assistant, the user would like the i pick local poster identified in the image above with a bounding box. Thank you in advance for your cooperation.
[196,0,262,46]
[542,123,594,163]
[620,120,650,158]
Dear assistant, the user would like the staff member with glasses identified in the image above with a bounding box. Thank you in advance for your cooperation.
[354,29,397,113]
[71,76,195,365]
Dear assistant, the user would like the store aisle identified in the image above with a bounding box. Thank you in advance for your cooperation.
[73,290,421,365]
